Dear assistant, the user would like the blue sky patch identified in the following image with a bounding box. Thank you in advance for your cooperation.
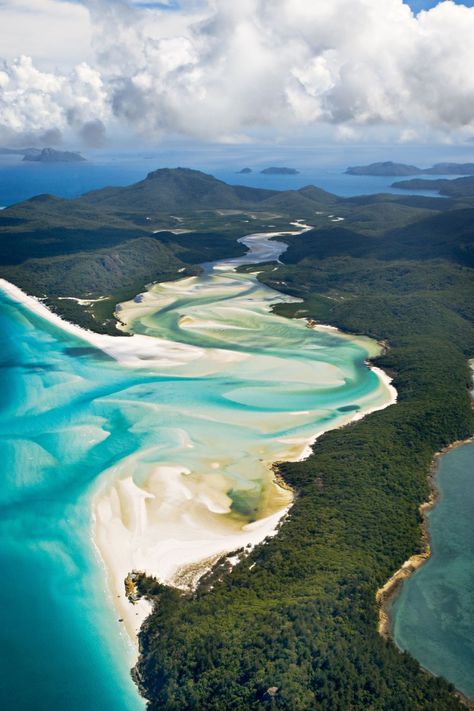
[406,0,474,11]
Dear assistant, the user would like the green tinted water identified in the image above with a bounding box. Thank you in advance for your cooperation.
[392,441,474,699]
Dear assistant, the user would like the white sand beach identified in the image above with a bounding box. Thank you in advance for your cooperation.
[0,226,398,656]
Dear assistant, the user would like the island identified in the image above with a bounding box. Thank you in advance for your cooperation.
[22,147,86,163]
[392,175,474,198]
[260,166,300,175]
[237,167,252,174]
[1,146,86,162]
[347,161,474,176]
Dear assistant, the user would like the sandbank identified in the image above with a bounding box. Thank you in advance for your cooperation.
[0,223,398,660]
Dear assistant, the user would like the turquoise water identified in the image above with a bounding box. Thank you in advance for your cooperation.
[392,442,474,699]
[0,230,394,709]
[0,293,146,710]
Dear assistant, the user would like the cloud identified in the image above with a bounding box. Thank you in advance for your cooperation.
[79,119,107,147]
[0,0,92,70]
[0,55,110,144]
[1,0,474,145]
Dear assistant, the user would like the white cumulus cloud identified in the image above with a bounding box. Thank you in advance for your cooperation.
[0,0,474,145]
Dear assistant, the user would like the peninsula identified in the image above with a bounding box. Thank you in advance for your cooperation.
[392,175,474,198]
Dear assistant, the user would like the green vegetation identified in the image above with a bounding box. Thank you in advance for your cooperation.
[1,168,474,707]
[347,161,474,176]
[393,175,474,198]
[132,176,473,710]
[0,169,339,332]
[2,167,472,336]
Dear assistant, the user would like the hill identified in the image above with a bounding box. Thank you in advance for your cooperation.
[80,167,329,213]
[393,175,474,198]
[80,167,271,211]
[346,161,421,176]
[0,166,470,334]
[348,161,474,177]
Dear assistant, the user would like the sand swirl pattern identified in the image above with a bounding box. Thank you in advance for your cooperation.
[0,226,396,710]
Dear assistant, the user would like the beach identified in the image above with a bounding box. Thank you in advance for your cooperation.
[0,227,398,656]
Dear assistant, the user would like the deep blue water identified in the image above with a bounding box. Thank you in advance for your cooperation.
[0,153,450,207]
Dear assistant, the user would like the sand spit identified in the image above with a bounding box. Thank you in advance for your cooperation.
[0,278,208,370]
[93,464,292,647]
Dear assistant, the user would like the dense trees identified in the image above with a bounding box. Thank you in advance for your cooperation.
[136,237,474,709]
[1,168,473,708]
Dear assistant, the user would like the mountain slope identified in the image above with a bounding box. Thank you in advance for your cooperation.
[80,167,278,212]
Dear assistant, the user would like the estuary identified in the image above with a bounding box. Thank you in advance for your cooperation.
[0,226,395,710]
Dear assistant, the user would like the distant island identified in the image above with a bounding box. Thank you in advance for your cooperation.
[260,166,300,175]
[237,167,252,174]
[347,161,474,176]
[392,174,474,198]
[1,146,86,162]
[23,148,86,163]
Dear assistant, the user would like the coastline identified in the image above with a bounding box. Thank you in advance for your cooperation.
[1,274,398,660]
[0,278,210,370]
[89,301,397,651]
[294,322,397,462]
[376,406,474,708]
[376,435,474,629]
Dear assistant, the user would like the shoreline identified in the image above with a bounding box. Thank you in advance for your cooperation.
[0,274,398,641]
[89,300,397,651]
[294,321,397,462]
[0,238,398,664]
[376,424,474,708]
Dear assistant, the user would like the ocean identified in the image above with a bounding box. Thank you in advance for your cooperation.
[0,152,449,207]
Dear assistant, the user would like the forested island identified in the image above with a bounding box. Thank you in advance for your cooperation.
[393,175,474,198]
[1,168,473,709]
[0,146,86,162]
[260,166,300,174]
[347,161,474,176]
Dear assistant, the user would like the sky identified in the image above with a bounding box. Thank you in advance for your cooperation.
[408,0,474,9]
[1,0,474,151]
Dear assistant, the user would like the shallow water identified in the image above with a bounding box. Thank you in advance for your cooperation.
[392,442,474,699]
[0,228,394,710]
